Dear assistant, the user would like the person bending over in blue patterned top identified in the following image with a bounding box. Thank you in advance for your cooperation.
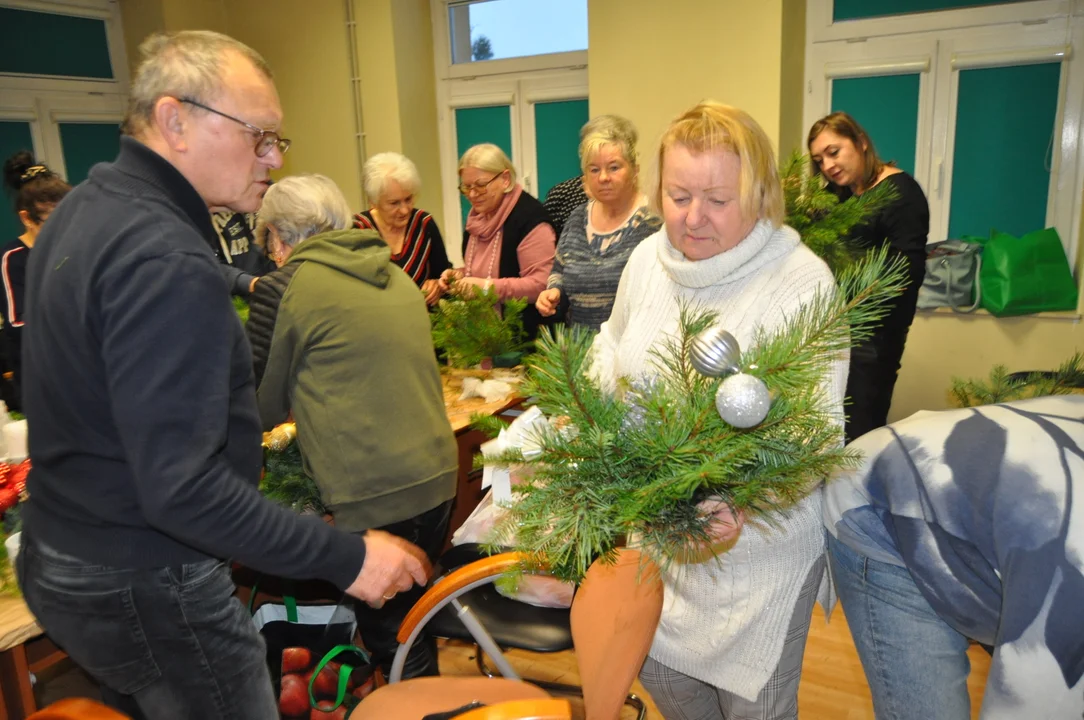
[824,395,1084,720]
[535,115,661,332]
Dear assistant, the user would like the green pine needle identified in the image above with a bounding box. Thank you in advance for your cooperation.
[781,151,899,276]
[260,442,325,515]
[430,284,530,368]
[950,352,1084,407]
[478,249,908,583]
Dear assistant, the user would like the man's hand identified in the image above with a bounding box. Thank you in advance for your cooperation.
[248,276,260,294]
[344,530,431,607]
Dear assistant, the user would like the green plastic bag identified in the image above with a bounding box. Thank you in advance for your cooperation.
[978,228,1078,316]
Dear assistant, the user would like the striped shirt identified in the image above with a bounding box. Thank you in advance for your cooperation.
[354,208,450,286]
[547,201,661,331]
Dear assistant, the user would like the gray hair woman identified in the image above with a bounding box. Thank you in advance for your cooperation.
[535,115,661,332]
[354,152,451,305]
[440,143,556,339]
[249,174,458,680]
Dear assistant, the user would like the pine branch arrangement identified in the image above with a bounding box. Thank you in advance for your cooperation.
[781,151,899,275]
[430,283,530,368]
[259,441,325,515]
[478,247,911,582]
[949,352,1084,407]
[233,296,250,325]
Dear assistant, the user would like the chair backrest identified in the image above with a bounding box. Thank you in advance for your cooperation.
[570,548,664,720]
[455,698,572,720]
[28,698,130,719]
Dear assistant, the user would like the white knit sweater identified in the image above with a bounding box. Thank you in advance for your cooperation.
[592,220,847,699]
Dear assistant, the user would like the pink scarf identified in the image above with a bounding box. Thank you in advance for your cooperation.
[463,184,523,279]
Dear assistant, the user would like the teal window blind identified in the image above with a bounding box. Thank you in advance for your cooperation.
[834,0,1030,22]
[59,122,121,185]
[831,74,921,175]
[0,8,113,79]
[454,105,513,225]
[0,122,35,241]
[534,99,588,201]
[947,62,1060,239]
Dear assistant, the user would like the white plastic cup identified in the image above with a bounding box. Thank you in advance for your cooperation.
[2,420,27,463]
[5,531,21,569]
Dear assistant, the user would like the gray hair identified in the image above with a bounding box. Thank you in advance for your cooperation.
[458,143,517,191]
[122,31,272,136]
[257,174,353,248]
[579,115,639,172]
[362,152,421,202]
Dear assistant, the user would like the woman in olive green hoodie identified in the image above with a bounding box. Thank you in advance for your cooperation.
[250,174,457,680]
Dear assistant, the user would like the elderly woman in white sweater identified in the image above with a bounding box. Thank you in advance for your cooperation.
[593,101,846,719]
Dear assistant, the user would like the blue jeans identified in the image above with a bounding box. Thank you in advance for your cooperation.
[828,534,972,720]
[18,532,278,720]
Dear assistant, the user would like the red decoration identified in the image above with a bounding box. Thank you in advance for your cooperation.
[0,458,30,512]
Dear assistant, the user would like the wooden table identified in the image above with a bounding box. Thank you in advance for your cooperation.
[439,369,525,543]
[0,595,66,719]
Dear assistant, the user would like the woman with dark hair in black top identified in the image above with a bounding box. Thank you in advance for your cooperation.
[1,151,71,412]
[808,112,929,442]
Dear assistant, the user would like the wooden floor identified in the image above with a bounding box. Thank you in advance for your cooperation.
[438,604,992,719]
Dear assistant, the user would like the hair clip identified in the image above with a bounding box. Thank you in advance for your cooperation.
[20,165,49,182]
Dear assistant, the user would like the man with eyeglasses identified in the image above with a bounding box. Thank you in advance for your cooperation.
[19,30,429,719]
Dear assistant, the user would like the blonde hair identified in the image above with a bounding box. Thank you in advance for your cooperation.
[363,152,421,202]
[458,143,517,192]
[579,114,639,172]
[653,101,784,227]
[123,31,272,136]
[256,174,353,247]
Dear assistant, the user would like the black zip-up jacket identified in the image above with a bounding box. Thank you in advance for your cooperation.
[22,136,365,588]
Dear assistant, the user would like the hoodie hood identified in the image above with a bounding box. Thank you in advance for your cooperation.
[284,228,391,289]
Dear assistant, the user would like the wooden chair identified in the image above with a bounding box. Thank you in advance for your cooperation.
[356,549,663,720]
[25,695,570,720]
[27,698,129,719]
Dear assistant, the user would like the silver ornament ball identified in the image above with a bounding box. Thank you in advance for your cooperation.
[715,372,771,428]
[690,326,742,378]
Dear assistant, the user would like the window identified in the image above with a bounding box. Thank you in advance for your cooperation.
[833,0,1033,23]
[0,6,114,79]
[447,0,587,65]
[805,0,1084,266]
[431,0,589,259]
[0,1,128,237]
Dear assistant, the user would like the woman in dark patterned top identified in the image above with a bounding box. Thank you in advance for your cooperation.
[536,115,661,332]
[808,112,929,442]
[354,152,451,306]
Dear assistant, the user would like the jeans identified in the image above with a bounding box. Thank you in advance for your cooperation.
[828,534,972,720]
[354,499,453,680]
[18,532,277,720]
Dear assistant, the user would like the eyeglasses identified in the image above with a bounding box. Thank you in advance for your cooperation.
[178,98,291,158]
[458,173,504,196]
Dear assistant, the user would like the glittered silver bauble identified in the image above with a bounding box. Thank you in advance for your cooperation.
[690,326,742,378]
[621,376,658,432]
[715,372,771,428]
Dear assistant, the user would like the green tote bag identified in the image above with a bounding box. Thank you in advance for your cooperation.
[979,228,1078,316]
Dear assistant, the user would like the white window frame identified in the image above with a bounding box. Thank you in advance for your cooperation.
[0,90,125,183]
[431,0,587,263]
[805,0,1084,267]
[0,0,130,95]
